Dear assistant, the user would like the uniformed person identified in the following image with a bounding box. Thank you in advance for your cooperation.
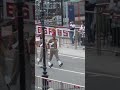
[8,31,31,90]
[0,37,9,90]
[35,34,41,62]
[47,30,63,68]
[37,33,48,64]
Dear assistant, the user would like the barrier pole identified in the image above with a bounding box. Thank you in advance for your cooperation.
[58,29,61,47]
[66,38,69,48]
[60,82,64,90]
[59,35,61,47]
[75,29,78,49]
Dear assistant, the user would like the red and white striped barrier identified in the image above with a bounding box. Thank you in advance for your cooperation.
[35,76,85,90]
[35,25,82,38]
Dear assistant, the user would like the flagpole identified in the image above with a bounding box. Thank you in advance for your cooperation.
[65,2,69,26]
[61,0,64,26]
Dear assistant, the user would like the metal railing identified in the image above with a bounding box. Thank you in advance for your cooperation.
[35,76,85,90]
[85,3,120,55]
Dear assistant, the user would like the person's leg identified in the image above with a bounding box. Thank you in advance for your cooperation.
[38,47,43,64]
[35,42,39,60]
[71,31,74,45]
[0,71,9,90]
[78,33,81,46]
[0,55,9,90]
[72,32,74,44]
[70,31,74,45]
[69,32,72,44]
[9,50,20,86]
[48,48,54,67]
[36,47,40,63]
[54,49,63,67]
[45,49,49,61]
[35,47,37,60]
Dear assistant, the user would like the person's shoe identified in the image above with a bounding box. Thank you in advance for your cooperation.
[40,65,43,68]
[7,84,10,90]
[49,63,53,68]
[38,59,42,64]
[59,63,63,67]
[37,58,40,62]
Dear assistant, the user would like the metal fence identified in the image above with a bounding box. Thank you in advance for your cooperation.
[85,3,120,56]
[35,76,85,90]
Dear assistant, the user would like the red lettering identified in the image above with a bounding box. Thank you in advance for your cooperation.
[44,28,47,34]
[57,29,62,36]
[38,27,42,33]
[63,30,68,37]
[49,28,53,35]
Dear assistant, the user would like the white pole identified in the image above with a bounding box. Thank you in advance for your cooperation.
[65,2,69,26]
[47,1,49,17]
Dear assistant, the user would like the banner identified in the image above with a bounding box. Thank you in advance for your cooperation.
[36,26,70,38]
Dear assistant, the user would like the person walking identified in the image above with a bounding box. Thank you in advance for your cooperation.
[69,21,76,45]
[0,38,9,90]
[80,23,85,46]
[47,30,63,68]
[37,33,48,65]
[7,32,20,90]
[8,31,32,90]
[35,34,41,62]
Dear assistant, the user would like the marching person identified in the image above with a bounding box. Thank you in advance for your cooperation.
[8,31,31,90]
[7,32,20,90]
[35,34,41,63]
[36,33,48,64]
[47,30,63,68]
[0,37,9,90]
[80,23,85,46]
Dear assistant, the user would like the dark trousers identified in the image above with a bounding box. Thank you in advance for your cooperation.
[69,31,74,44]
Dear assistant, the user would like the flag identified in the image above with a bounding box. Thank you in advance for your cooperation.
[68,5,75,22]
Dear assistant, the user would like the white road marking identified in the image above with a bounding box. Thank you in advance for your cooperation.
[36,64,85,75]
[5,58,14,61]
[51,67,85,75]
[35,86,42,90]
[59,53,85,59]
[47,51,85,59]
[86,71,120,79]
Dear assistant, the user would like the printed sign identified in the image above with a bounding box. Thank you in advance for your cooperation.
[36,26,70,38]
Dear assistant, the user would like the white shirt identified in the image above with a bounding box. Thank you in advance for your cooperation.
[12,41,18,49]
[35,34,41,42]
[35,37,40,41]
[70,24,75,28]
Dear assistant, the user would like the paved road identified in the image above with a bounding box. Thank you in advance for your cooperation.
[35,53,85,87]
[86,72,120,90]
